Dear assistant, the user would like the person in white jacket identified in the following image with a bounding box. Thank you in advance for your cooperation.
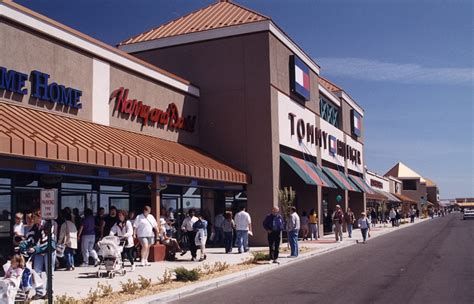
[58,212,78,271]
[110,210,135,271]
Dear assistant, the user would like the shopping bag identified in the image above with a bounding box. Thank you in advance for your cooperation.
[31,270,43,289]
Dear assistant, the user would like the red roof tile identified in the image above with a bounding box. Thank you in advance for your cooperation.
[318,76,343,92]
[119,0,269,46]
[0,103,248,184]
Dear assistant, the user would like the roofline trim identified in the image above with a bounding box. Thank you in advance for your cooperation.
[0,2,200,97]
[333,91,365,117]
[119,20,321,76]
[319,85,341,107]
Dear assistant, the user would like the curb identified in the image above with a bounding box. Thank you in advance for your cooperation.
[127,218,431,304]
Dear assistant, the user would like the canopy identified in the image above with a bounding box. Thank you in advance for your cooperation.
[322,167,360,192]
[280,153,336,188]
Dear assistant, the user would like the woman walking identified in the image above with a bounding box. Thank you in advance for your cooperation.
[300,211,309,241]
[193,214,208,261]
[58,212,78,270]
[133,205,158,266]
[222,212,235,253]
[308,209,318,240]
[78,208,100,267]
[357,212,371,244]
[109,210,135,271]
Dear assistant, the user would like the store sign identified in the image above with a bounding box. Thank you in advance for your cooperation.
[352,110,362,137]
[290,55,310,101]
[0,66,83,109]
[370,179,383,189]
[40,189,58,220]
[110,87,196,133]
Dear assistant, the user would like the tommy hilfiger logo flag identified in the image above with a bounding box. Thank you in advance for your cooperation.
[290,55,310,101]
[329,135,337,156]
[352,110,362,137]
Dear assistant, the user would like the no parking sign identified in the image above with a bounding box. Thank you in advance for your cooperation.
[40,189,58,220]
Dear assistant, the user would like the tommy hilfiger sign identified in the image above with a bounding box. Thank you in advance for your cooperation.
[288,112,361,165]
[110,87,196,133]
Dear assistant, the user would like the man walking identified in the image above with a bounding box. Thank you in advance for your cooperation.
[409,207,416,223]
[286,206,300,257]
[332,205,344,242]
[262,207,284,264]
[234,206,252,253]
[345,207,355,238]
[181,209,198,261]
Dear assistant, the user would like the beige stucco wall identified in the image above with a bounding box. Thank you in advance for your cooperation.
[269,34,320,114]
[0,20,93,120]
[109,65,199,146]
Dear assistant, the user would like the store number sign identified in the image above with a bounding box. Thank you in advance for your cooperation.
[40,189,58,220]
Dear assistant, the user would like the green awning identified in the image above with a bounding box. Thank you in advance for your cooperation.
[322,167,360,192]
[281,153,336,188]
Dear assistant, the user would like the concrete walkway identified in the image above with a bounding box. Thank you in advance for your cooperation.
[45,217,429,301]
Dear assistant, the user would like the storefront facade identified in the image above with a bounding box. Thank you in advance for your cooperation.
[117,1,369,241]
[0,1,248,258]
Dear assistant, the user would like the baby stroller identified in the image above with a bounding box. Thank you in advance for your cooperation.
[96,236,126,279]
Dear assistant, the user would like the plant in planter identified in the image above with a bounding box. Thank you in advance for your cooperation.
[278,187,296,245]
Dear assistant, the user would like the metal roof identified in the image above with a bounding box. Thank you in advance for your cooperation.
[119,0,269,46]
[0,103,248,184]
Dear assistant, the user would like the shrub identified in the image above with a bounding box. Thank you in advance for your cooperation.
[138,275,152,289]
[174,267,200,282]
[55,295,80,304]
[97,282,113,297]
[83,287,100,304]
[120,279,140,294]
[211,261,229,273]
[159,269,173,285]
[251,251,270,263]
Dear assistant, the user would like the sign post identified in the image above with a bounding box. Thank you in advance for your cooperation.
[40,189,57,304]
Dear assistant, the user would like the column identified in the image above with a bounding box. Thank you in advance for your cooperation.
[151,174,161,221]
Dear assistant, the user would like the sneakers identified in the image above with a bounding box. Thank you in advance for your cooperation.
[272,259,280,264]
[131,264,135,272]
[180,250,187,256]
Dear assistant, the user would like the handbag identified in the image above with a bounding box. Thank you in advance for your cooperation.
[56,244,65,258]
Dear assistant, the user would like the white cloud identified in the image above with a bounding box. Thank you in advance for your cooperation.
[317,57,473,85]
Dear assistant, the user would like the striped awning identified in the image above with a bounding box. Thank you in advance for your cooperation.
[280,153,336,188]
[348,175,375,194]
[394,193,417,205]
[322,167,360,192]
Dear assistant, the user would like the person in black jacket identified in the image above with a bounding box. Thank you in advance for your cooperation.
[262,207,284,264]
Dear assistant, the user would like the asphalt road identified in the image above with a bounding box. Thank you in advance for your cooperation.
[172,213,474,304]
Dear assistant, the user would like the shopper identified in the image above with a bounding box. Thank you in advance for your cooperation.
[332,205,344,242]
[234,206,252,254]
[300,211,309,241]
[109,210,135,271]
[410,207,416,223]
[358,212,371,244]
[0,254,25,303]
[103,206,118,237]
[193,214,208,261]
[262,207,284,263]
[370,208,377,227]
[95,207,106,240]
[345,208,355,238]
[213,211,225,246]
[181,209,198,261]
[58,212,78,271]
[308,209,319,240]
[134,205,158,266]
[389,208,397,227]
[13,212,24,246]
[286,206,300,257]
[222,212,235,253]
[78,208,100,267]
[158,222,183,259]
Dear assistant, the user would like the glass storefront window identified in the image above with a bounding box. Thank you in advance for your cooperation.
[100,184,129,214]
[0,189,11,238]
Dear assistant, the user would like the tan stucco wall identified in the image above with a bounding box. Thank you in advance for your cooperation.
[0,20,93,120]
[269,34,320,114]
[109,66,199,146]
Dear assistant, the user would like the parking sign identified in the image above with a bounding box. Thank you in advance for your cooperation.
[40,189,57,220]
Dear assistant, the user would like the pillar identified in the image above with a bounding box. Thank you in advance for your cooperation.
[317,185,323,234]
[151,175,161,221]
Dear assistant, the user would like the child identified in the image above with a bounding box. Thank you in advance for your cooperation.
[0,254,26,303]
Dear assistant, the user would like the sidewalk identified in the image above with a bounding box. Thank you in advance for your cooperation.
[47,217,430,301]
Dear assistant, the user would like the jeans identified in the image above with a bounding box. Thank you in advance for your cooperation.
[213,227,224,246]
[224,231,233,253]
[33,252,56,297]
[235,230,249,253]
[64,247,75,269]
[309,223,318,240]
[288,229,299,256]
[410,215,415,223]
[81,234,98,264]
[122,247,134,265]
[335,223,343,241]
[267,231,281,260]
[347,223,353,238]
[391,218,396,227]
[361,228,368,242]
[186,231,197,258]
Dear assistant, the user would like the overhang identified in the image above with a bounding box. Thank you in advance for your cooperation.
[0,103,248,184]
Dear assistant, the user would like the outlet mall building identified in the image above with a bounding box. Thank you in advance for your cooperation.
[0,0,373,250]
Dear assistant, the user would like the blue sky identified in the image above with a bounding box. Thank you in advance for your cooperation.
[16,0,473,198]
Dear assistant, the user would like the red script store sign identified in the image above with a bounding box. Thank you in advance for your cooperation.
[110,87,196,132]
